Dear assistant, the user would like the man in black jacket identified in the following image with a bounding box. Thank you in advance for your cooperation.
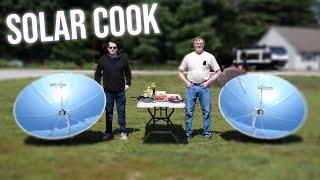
[95,40,132,140]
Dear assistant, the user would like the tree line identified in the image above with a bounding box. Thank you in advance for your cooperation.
[0,0,319,67]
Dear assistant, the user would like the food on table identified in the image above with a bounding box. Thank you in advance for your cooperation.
[168,96,179,101]
[168,96,183,103]
[155,94,167,101]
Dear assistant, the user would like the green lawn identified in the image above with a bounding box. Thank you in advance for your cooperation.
[0,75,319,179]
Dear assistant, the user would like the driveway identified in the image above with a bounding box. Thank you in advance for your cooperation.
[0,69,178,80]
[0,69,319,80]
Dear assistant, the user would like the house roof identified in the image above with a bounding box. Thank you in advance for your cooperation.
[273,26,320,52]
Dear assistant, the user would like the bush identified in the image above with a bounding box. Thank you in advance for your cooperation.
[81,62,96,70]
[0,59,24,68]
[0,59,7,67]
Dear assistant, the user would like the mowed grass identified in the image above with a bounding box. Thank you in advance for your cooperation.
[0,75,319,179]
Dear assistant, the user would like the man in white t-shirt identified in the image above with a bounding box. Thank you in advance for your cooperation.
[178,36,222,140]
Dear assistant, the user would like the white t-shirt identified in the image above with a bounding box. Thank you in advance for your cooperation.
[179,51,220,83]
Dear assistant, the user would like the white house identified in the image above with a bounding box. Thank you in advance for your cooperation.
[258,26,320,70]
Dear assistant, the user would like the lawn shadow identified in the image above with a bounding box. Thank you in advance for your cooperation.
[220,130,303,144]
[143,124,188,144]
[24,130,105,146]
[193,128,224,137]
[113,127,140,135]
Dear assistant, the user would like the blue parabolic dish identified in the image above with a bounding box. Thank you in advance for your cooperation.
[219,73,307,139]
[13,73,106,140]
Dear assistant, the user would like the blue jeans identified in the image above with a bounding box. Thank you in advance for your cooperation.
[185,85,212,137]
[105,90,127,134]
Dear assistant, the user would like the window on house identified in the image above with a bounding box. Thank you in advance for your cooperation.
[301,52,315,61]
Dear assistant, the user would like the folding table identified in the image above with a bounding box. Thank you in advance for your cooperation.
[137,94,185,143]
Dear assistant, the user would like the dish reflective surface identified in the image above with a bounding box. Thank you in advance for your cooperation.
[219,73,307,139]
[14,73,106,140]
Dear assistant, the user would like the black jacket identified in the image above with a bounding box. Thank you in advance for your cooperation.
[94,54,132,92]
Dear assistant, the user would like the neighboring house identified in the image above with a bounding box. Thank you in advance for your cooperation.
[258,26,320,70]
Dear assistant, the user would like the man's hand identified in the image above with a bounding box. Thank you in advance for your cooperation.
[186,81,192,87]
[203,70,222,88]
[201,81,210,88]
[178,70,191,88]
[125,85,130,91]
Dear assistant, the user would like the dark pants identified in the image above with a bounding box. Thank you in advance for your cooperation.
[105,90,127,134]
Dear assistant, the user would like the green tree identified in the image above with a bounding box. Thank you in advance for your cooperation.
[171,0,221,62]
[203,0,239,66]
[51,41,98,65]
[236,0,318,46]
[0,0,60,63]
[1,0,319,68]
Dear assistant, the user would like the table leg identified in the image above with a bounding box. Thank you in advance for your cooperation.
[145,108,156,128]
[144,107,179,143]
[166,108,175,130]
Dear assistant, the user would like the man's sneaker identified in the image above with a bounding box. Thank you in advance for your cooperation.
[102,133,112,140]
[185,135,192,141]
[120,132,128,140]
[203,134,212,139]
